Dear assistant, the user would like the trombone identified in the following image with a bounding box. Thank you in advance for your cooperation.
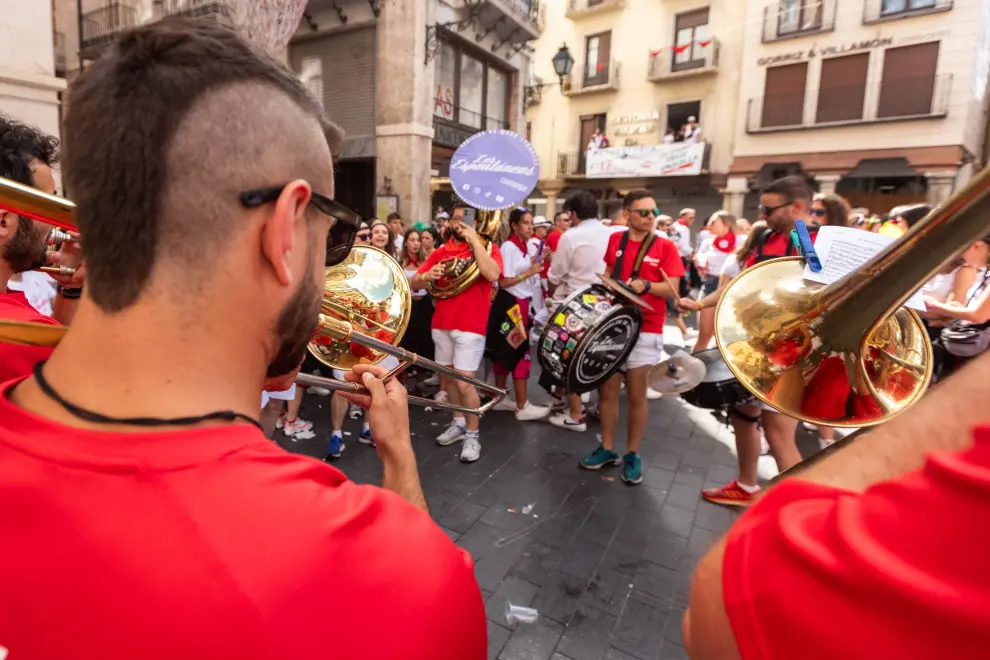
[713,165,990,428]
[0,177,506,416]
[0,177,81,277]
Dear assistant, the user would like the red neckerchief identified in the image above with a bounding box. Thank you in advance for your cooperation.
[442,236,472,259]
[508,232,528,256]
[676,218,691,227]
[404,253,421,269]
[713,232,737,254]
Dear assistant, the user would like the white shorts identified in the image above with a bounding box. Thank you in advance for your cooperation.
[622,332,667,371]
[432,329,486,372]
[261,383,297,408]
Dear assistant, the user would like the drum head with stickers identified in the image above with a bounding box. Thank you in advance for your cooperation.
[537,285,614,387]
[567,304,643,394]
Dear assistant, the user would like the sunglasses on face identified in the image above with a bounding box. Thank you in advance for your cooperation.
[633,208,661,218]
[241,184,361,266]
[758,201,794,217]
[810,208,827,217]
[356,232,371,241]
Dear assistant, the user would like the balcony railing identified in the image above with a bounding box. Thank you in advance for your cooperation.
[762,0,836,42]
[503,0,543,26]
[863,0,952,24]
[745,74,952,133]
[53,31,67,76]
[160,0,231,20]
[647,38,720,81]
[80,3,138,54]
[557,151,584,177]
[565,0,625,18]
[564,60,621,95]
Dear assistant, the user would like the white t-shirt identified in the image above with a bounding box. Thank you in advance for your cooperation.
[719,254,742,280]
[696,234,747,277]
[404,265,427,297]
[684,124,702,143]
[669,222,693,257]
[6,271,57,316]
[499,239,540,300]
[394,234,404,254]
[548,218,613,301]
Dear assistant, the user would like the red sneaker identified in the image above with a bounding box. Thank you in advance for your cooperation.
[701,480,760,507]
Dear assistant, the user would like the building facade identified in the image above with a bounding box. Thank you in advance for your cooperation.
[289,0,538,223]
[52,0,538,223]
[728,0,990,216]
[525,0,747,221]
[2,0,67,185]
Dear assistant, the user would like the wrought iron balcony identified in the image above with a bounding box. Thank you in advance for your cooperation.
[566,0,625,19]
[762,0,836,42]
[160,0,231,21]
[473,0,544,44]
[647,37,720,82]
[80,3,138,58]
[563,60,621,96]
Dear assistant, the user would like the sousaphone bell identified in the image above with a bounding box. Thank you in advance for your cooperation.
[427,209,503,299]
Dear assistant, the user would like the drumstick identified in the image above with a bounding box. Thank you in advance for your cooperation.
[659,268,678,296]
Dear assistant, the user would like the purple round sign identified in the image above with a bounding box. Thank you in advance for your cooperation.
[449,130,540,211]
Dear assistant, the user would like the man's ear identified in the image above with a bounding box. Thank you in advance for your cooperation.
[0,211,12,238]
[260,179,311,287]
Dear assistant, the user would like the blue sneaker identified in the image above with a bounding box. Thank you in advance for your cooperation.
[580,445,621,470]
[359,427,375,447]
[621,452,643,485]
[322,433,345,462]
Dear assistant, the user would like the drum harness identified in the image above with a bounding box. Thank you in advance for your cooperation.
[611,230,656,291]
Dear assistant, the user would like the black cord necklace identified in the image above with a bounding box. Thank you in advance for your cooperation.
[32,362,263,432]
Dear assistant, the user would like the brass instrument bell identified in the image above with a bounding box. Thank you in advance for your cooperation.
[428,208,502,300]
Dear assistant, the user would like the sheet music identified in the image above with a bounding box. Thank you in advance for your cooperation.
[802,226,926,311]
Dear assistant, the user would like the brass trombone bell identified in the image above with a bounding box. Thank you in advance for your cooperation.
[714,165,990,428]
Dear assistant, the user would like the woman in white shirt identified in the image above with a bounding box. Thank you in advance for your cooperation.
[694,211,746,297]
[493,208,549,421]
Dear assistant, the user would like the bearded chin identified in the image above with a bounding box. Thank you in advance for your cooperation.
[267,236,323,379]
[443,227,464,243]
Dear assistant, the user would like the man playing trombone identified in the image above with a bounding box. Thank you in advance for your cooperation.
[0,113,84,383]
[0,20,485,659]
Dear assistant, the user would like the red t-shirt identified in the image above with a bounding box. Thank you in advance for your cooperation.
[603,232,685,333]
[541,228,563,279]
[723,425,990,659]
[744,226,819,269]
[0,291,58,383]
[418,238,503,336]
[0,389,486,660]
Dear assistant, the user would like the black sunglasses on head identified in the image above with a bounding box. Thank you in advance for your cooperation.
[241,184,361,266]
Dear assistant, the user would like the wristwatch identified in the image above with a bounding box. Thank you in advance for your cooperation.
[57,284,83,300]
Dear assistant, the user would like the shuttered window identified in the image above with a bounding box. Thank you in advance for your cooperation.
[289,27,376,158]
[816,53,869,123]
[877,42,939,119]
[761,62,808,128]
[584,32,611,86]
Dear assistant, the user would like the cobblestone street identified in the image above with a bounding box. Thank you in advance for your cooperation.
[278,335,823,660]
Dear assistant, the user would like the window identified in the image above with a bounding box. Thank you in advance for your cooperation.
[666,101,701,136]
[486,68,509,130]
[433,42,456,121]
[460,52,485,129]
[583,32,611,86]
[761,62,809,127]
[881,0,936,15]
[778,0,823,35]
[673,8,710,72]
[577,113,607,173]
[877,42,940,118]
[816,53,869,123]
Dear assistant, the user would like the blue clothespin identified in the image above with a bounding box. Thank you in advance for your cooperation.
[794,220,822,272]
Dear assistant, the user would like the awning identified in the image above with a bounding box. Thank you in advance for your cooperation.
[844,157,917,178]
[729,145,963,176]
[752,162,803,188]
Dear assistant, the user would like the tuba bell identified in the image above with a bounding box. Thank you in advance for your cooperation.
[427,208,503,299]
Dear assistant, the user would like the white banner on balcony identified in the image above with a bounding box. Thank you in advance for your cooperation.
[585,143,705,179]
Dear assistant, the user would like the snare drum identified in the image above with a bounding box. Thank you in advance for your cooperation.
[680,348,752,410]
[537,284,642,394]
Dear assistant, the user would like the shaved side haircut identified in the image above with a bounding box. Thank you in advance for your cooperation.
[63,18,343,312]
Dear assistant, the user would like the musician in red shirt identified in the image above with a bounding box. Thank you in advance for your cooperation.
[410,202,503,463]
[580,189,684,484]
[0,114,84,383]
[684,175,817,506]
[541,209,571,285]
[684,351,990,660]
[0,21,485,660]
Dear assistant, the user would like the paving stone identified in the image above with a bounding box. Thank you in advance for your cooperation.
[643,533,689,571]
[509,541,562,587]
[556,605,618,660]
[611,593,670,660]
[577,511,622,546]
[488,620,512,659]
[664,482,701,512]
[672,466,705,488]
[604,648,644,660]
[664,606,687,647]
[556,538,608,580]
[655,503,695,539]
[642,466,675,491]
[634,561,681,602]
[438,501,489,534]
[486,575,540,629]
[693,501,736,533]
[499,617,566,660]
[532,571,587,625]
[657,642,690,659]
[580,568,635,617]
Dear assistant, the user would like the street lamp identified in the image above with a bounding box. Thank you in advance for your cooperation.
[551,43,574,88]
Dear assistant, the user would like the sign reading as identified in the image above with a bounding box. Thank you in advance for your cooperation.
[586,143,705,179]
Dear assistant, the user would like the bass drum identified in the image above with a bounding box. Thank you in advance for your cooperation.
[537,284,643,395]
[680,348,752,410]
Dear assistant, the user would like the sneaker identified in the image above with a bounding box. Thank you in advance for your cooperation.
[460,432,481,462]
[309,386,331,397]
[621,452,643,484]
[359,427,376,446]
[348,404,362,420]
[433,390,449,404]
[580,444,621,470]
[683,328,699,340]
[586,402,600,421]
[322,433,345,461]
[493,396,518,412]
[549,396,566,414]
[760,436,771,456]
[283,418,315,440]
[819,436,836,451]
[515,402,550,421]
[701,480,760,507]
[275,414,285,430]
[550,412,586,433]
[423,374,440,387]
[647,387,663,401]
[436,420,467,446]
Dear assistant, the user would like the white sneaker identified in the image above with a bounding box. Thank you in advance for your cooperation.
[683,328,699,340]
[647,387,663,401]
[309,386,331,397]
[460,433,481,462]
[437,421,467,446]
[819,437,836,451]
[347,405,362,420]
[493,396,518,412]
[433,390,449,404]
[423,374,440,387]
[549,412,587,432]
[515,402,550,421]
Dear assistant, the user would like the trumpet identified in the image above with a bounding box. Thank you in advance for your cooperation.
[0,177,80,276]
[0,177,507,416]
[713,166,990,428]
